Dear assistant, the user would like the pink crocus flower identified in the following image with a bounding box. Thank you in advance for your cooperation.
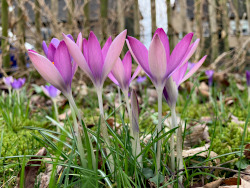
[63,30,127,90]
[126,28,200,89]
[108,51,141,93]
[28,34,82,96]
[164,56,207,108]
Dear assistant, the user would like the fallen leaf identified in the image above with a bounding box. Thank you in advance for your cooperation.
[236,83,245,91]
[223,177,239,185]
[198,82,209,97]
[244,144,250,159]
[204,178,223,188]
[16,147,47,188]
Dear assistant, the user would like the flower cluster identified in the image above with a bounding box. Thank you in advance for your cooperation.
[27,28,206,175]
[3,76,26,90]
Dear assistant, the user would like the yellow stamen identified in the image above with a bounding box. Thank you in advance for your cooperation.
[52,62,54,64]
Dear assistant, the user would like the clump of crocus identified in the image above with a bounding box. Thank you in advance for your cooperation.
[63,30,127,173]
[164,56,206,181]
[137,76,147,83]
[108,51,141,136]
[28,35,96,170]
[246,70,250,102]
[11,78,26,90]
[127,28,200,173]
[42,85,61,131]
[131,89,142,167]
[3,76,14,88]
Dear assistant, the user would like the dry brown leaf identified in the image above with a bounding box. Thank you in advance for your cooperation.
[225,97,237,106]
[223,177,239,185]
[199,82,209,97]
[204,178,223,188]
[236,83,245,91]
[244,144,250,159]
[184,123,210,147]
[182,144,219,163]
[58,109,72,120]
[16,147,47,188]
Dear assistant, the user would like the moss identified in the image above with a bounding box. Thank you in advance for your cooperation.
[210,122,250,164]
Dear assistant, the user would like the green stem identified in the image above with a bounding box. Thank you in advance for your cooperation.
[155,86,163,174]
[96,87,114,174]
[170,106,176,172]
[248,87,250,103]
[173,106,183,184]
[66,92,96,169]
[52,99,60,132]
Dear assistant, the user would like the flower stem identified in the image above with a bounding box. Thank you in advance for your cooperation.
[66,93,96,170]
[52,99,60,132]
[248,87,250,103]
[96,87,114,174]
[117,86,122,111]
[156,87,163,174]
[170,106,176,172]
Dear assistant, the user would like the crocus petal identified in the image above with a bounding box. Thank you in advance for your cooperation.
[41,86,50,98]
[154,28,170,63]
[108,72,119,86]
[54,41,72,87]
[63,33,95,83]
[123,51,132,84]
[101,30,127,85]
[163,77,178,108]
[47,43,56,62]
[28,50,67,93]
[102,37,112,60]
[126,37,151,78]
[130,66,142,84]
[246,70,250,87]
[181,55,207,84]
[179,39,200,68]
[148,34,167,85]
[131,90,140,133]
[42,41,48,57]
[111,58,125,89]
[48,85,60,98]
[167,33,193,76]
[66,34,74,41]
[82,38,89,62]
[51,38,60,48]
[88,31,104,84]
[172,62,188,86]
[72,32,83,75]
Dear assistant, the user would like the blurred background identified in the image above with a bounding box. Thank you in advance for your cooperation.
[0,0,249,73]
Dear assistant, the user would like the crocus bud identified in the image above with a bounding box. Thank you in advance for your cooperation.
[11,78,26,90]
[205,70,214,87]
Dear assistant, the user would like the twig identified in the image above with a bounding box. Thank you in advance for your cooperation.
[164,165,185,188]
[175,166,250,176]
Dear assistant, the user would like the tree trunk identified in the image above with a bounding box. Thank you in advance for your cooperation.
[67,0,75,35]
[166,0,174,51]
[134,0,140,39]
[208,0,218,61]
[194,0,204,61]
[246,0,250,35]
[117,0,125,33]
[230,0,241,46]
[179,0,191,35]
[35,0,42,52]
[151,0,157,35]
[220,0,230,52]
[83,0,90,35]
[1,0,10,68]
[100,0,108,39]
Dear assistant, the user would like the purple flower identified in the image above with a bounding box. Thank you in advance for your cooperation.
[246,71,250,87]
[3,76,14,87]
[187,62,195,70]
[205,70,214,87]
[42,85,61,98]
[11,78,26,90]
[63,30,127,89]
[108,51,141,92]
[28,33,82,95]
[127,28,200,90]
[164,55,207,108]
[137,76,147,83]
